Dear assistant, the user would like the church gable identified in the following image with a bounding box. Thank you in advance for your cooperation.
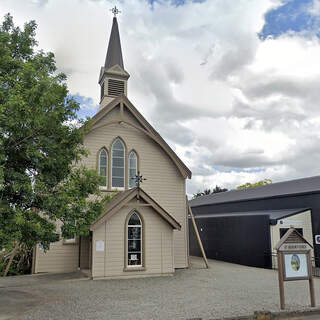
[94,104,121,126]
[93,101,146,132]
[83,99,185,194]
[90,95,191,179]
[90,187,181,231]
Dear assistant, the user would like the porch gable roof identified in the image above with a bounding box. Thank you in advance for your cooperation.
[90,187,181,231]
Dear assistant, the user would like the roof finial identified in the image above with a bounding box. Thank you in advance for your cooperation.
[110,6,121,17]
[133,171,147,189]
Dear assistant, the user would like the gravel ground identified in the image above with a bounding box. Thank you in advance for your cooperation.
[0,257,319,320]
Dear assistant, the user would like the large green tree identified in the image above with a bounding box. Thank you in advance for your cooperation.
[0,14,109,276]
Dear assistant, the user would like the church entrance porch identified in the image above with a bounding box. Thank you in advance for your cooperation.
[89,188,180,279]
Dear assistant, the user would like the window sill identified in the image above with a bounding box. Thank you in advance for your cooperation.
[123,266,146,272]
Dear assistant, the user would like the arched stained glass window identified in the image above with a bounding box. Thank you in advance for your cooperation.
[129,151,137,188]
[127,212,142,267]
[112,138,125,188]
[99,149,107,187]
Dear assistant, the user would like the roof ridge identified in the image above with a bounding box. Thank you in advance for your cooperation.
[190,175,320,207]
[190,174,320,202]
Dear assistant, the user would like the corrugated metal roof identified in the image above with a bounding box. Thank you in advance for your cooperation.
[190,175,320,207]
[192,208,310,225]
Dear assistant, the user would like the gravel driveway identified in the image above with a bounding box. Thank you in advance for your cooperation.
[0,257,319,320]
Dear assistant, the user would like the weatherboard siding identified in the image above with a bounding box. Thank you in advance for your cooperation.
[82,105,188,269]
[34,240,79,273]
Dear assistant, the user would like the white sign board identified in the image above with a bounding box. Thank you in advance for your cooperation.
[284,253,309,279]
[279,220,302,226]
[279,243,312,251]
[275,228,315,309]
[96,240,104,252]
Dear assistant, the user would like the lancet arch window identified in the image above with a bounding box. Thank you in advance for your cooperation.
[127,212,142,267]
[99,148,108,187]
[129,151,138,189]
[111,138,125,189]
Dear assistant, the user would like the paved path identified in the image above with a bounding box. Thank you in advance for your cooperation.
[0,257,319,320]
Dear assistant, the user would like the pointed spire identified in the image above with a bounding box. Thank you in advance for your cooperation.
[105,16,124,70]
[99,8,129,110]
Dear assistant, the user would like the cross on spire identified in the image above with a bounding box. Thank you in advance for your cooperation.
[110,6,121,17]
[133,171,147,188]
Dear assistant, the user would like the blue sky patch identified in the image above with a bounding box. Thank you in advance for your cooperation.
[69,94,99,119]
[260,0,320,39]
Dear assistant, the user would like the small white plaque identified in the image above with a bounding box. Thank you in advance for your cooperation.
[315,235,320,244]
[279,220,302,226]
[279,243,311,251]
[284,253,308,279]
[130,254,137,260]
[96,240,104,252]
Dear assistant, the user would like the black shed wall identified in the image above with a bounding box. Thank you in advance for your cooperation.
[191,192,320,266]
[189,215,272,268]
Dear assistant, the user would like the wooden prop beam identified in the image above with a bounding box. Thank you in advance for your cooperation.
[187,197,209,269]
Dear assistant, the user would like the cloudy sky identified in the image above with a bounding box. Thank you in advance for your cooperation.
[1,0,320,195]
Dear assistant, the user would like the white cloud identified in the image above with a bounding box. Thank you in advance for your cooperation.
[309,0,320,17]
[1,0,320,195]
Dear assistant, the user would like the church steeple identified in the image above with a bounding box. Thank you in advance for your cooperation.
[105,17,124,70]
[99,7,130,110]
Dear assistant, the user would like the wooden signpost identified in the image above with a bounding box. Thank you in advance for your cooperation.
[275,228,315,309]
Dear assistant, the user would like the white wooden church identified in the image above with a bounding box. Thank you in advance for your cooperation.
[32,10,192,279]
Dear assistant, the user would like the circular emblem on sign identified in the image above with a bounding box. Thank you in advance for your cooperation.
[291,254,300,271]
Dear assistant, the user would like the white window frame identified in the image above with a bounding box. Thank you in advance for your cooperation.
[127,212,142,268]
[111,138,125,190]
[128,151,138,189]
[99,148,108,189]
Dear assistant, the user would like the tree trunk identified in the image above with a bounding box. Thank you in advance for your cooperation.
[3,243,19,277]
[17,252,24,267]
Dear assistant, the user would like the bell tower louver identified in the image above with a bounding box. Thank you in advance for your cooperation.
[99,8,130,109]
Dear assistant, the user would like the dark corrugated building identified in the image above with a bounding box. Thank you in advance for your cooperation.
[189,175,320,268]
